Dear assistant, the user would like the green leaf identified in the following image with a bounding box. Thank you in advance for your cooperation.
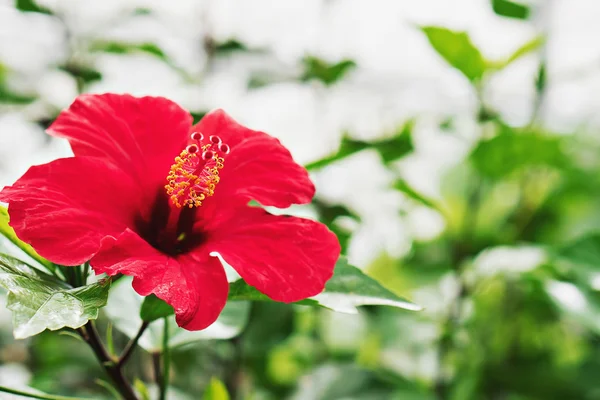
[228,258,421,313]
[0,86,36,105]
[491,0,530,20]
[301,56,357,86]
[0,254,110,339]
[489,36,544,70]
[212,39,248,54]
[305,121,413,171]
[393,178,442,211]
[0,206,54,271]
[133,379,151,400]
[546,280,600,334]
[203,378,230,400]
[556,234,600,270]
[535,63,546,94]
[105,277,250,351]
[59,64,103,84]
[421,26,486,82]
[470,129,567,179]
[89,41,167,61]
[15,0,52,14]
[311,198,360,252]
[140,294,174,323]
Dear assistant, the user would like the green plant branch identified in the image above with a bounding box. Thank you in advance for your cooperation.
[77,321,139,400]
[160,318,171,400]
[0,385,88,400]
[118,321,149,367]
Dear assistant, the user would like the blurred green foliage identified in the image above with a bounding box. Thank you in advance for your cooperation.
[2,1,600,400]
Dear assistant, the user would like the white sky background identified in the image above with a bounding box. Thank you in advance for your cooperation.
[0,0,599,267]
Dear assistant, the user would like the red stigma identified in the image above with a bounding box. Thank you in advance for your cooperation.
[202,150,214,160]
[186,144,199,154]
[209,135,221,145]
[219,143,230,154]
[191,132,203,141]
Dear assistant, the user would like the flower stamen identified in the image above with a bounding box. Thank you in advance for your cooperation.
[165,132,228,208]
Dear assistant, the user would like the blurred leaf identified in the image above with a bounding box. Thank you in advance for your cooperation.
[470,129,567,179]
[0,206,54,271]
[211,39,248,55]
[90,41,167,61]
[557,234,600,270]
[0,254,110,339]
[0,86,36,105]
[491,0,530,19]
[301,56,356,86]
[190,111,207,124]
[59,64,103,84]
[15,0,52,14]
[140,294,174,323]
[546,280,600,334]
[134,379,151,400]
[203,377,230,400]
[305,121,414,170]
[490,36,544,70]
[312,199,360,252]
[228,258,421,313]
[393,178,441,211]
[421,26,486,82]
[105,277,250,351]
[536,63,547,93]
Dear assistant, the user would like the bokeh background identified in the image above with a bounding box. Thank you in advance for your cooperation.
[2,0,600,399]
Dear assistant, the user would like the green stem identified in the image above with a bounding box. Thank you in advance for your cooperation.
[118,321,149,367]
[78,322,139,400]
[159,318,170,400]
[82,262,90,284]
[0,385,88,400]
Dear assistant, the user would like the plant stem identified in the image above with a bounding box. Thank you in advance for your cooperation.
[118,321,149,367]
[160,318,170,400]
[78,321,139,400]
[82,262,90,284]
[151,353,162,396]
[0,385,88,400]
[434,176,483,400]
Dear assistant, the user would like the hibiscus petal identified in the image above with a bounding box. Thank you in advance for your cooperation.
[0,157,142,266]
[92,229,228,331]
[48,93,193,192]
[194,110,315,208]
[208,207,340,302]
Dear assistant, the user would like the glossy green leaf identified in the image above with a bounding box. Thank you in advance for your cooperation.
[491,0,530,19]
[0,206,54,271]
[105,277,250,352]
[421,26,486,82]
[301,56,356,86]
[140,294,174,323]
[305,121,413,171]
[203,378,230,400]
[470,129,567,179]
[0,254,110,339]
[228,258,421,313]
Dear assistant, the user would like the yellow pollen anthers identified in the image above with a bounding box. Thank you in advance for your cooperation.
[164,132,230,208]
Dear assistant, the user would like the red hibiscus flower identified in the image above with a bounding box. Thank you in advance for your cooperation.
[0,94,340,330]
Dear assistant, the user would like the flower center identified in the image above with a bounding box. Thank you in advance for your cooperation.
[165,132,230,208]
